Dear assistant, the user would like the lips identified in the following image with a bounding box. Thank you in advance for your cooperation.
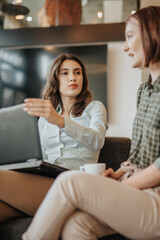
[129,53,134,57]
[69,84,78,88]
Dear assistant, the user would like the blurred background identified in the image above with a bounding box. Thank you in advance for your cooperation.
[0,0,138,29]
[0,0,159,137]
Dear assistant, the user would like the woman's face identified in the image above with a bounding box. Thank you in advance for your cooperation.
[58,59,83,99]
[124,18,145,68]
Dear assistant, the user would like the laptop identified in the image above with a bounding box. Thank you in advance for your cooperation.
[0,104,69,178]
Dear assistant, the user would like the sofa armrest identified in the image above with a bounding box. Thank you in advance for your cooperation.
[98,137,131,171]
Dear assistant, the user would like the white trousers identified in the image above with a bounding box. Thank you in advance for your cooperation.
[22,171,160,240]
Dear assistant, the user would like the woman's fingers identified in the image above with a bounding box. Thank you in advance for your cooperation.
[27,111,42,117]
[24,107,50,118]
[24,98,45,103]
[102,168,114,177]
[24,98,49,107]
[24,103,46,108]
[23,107,46,113]
[24,98,50,109]
[23,98,56,121]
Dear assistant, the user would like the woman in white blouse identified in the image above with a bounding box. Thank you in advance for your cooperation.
[0,54,107,223]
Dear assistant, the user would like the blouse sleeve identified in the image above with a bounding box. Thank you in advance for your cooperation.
[38,117,48,160]
[62,101,108,151]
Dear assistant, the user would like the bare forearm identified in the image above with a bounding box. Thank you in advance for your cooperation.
[115,168,126,179]
[55,115,65,128]
[122,164,160,189]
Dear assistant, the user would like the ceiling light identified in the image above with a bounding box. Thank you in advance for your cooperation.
[97,11,103,19]
[27,16,32,22]
[12,0,23,4]
[15,15,24,20]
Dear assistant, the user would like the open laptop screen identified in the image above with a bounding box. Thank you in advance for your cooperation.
[0,104,42,165]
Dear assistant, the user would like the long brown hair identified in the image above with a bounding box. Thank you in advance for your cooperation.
[42,54,92,116]
[126,6,160,67]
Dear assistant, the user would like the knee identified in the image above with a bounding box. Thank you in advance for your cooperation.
[61,211,97,240]
[0,170,7,189]
[55,170,90,194]
[56,170,82,181]
[51,171,96,209]
[0,169,5,178]
[55,170,84,189]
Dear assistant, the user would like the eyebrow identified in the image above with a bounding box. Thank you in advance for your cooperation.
[59,67,81,72]
[125,30,134,36]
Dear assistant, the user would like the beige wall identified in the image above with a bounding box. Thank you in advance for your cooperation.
[107,1,160,138]
[107,42,141,138]
[140,0,160,8]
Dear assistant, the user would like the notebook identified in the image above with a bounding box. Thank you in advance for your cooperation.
[0,104,69,178]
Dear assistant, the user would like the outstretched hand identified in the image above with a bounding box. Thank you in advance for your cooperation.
[23,98,65,128]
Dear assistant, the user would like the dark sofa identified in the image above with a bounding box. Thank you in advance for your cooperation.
[0,137,131,240]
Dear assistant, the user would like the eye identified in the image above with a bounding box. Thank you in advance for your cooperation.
[60,71,68,76]
[126,34,133,39]
[75,71,81,75]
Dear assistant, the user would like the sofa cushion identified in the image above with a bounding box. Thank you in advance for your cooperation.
[99,137,131,170]
[0,217,127,240]
[0,217,32,240]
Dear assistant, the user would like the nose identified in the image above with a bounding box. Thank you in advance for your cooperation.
[70,78,76,82]
[69,72,76,82]
[124,41,129,52]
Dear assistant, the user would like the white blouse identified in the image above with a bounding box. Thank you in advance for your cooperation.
[38,101,107,170]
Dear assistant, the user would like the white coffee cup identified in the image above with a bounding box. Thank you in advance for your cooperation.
[80,163,106,175]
